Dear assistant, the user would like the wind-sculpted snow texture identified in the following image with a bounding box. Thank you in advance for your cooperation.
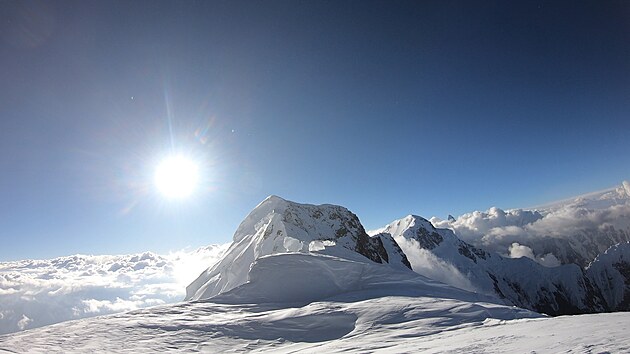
[1,247,545,353]
[186,195,411,301]
[431,181,630,267]
[3,293,630,353]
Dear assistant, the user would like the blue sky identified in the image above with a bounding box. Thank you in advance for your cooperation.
[1,1,629,260]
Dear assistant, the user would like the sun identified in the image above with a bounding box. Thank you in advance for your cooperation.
[154,155,199,199]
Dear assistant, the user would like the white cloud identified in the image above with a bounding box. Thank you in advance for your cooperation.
[17,314,31,331]
[0,244,228,335]
[508,242,535,260]
[394,237,477,293]
[507,243,560,267]
[431,183,630,266]
[537,253,561,268]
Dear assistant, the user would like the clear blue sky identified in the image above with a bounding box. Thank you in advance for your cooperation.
[1,1,629,260]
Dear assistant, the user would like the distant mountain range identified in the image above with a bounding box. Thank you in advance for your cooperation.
[3,183,630,352]
[188,183,630,315]
[430,181,630,268]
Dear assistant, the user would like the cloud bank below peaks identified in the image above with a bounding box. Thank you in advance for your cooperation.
[0,244,228,335]
[431,181,630,267]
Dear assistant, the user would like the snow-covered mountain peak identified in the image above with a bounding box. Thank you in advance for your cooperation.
[611,180,630,200]
[536,180,630,211]
[374,212,612,315]
[380,214,459,250]
[595,180,630,203]
[233,195,367,247]
[185,196,411,301]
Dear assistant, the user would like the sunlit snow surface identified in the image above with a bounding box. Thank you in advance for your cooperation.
[0,294,628,353]
[3,186,630,352]
[2,252,629,353]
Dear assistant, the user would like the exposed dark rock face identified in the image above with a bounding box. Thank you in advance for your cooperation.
[280,204,401,267]
[189,195,630,317]
[586,242,630,311]
[383,215,614,316]
[503,227,630,268]
[355,228,389,264]
[375,233,413,270]
[614,261,630,309]
[412,227,444,250]
[187,196,415,301]
[457,243,488,263]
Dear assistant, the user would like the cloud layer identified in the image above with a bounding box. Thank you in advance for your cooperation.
[431,183,630,266]
[0,244,228,334]
[394,237,477,293]
[508,242,561,267]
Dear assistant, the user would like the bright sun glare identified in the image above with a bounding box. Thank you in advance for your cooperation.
[154,155,199,199]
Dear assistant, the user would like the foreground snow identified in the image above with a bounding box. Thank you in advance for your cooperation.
[4,187,630,351]
[1,294,627,353]
[186,196,410,301]
[2,252,627,353]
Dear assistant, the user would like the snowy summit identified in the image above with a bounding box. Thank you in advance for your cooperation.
[2,193,630,352]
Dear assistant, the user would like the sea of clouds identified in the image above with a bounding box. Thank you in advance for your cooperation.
[3,183,629,335]
[0,244,228,334]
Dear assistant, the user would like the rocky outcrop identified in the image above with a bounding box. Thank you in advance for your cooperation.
[186,196,411,301]
[377,215,608,315]
[586,242,630,311]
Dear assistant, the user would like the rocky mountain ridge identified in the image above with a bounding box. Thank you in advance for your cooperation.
[185,196,411,301]
[187,193,630,316]
[375,214,611,315]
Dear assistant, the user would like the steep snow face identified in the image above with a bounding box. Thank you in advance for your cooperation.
[375,215,606,315]
[186,196,410,301]
[374,215,493,294]
[210,253,495,305]
[586,242,630,311]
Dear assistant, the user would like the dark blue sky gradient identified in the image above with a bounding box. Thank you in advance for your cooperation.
[1,1,629,259]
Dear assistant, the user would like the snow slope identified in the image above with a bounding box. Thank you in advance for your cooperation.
[0,249,542,353]
[2,293,629,353]
[186,196,410,301]
[373,215,606,315]
[2,195,630,352]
